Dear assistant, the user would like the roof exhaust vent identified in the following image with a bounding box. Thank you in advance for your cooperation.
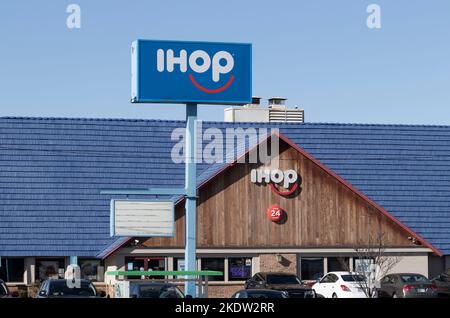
[268,97,287,109]
[243,96,262,108]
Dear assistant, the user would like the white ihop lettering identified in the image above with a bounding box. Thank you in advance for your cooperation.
[157,49,234,82]
[251,169,298,189]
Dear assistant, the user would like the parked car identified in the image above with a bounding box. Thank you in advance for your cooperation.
[245,272,316,298]
[312,271,368,298]
[129,282,185,298]
[378,273,438,298]
[0,279,10,298]
[231,289,289,298]
[37,279,106,298]
[431,269,450,298]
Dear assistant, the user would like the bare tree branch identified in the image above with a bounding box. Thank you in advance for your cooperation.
[342,231,402,297]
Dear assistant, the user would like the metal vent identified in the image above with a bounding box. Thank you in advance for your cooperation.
[269,108,304,123]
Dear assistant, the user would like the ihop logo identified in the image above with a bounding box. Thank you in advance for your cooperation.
[131,40,251,104]
[156,49,235,93]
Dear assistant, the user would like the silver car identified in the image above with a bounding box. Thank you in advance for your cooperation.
[378,273,438,298]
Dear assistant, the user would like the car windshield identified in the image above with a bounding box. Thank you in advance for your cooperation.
[341,275,366,282]
[139,285,184,298]
[266,275,301,285]
[0,283,8,296]
[49,281,97,297]
[400,275,428,283]
[247,291,287,299]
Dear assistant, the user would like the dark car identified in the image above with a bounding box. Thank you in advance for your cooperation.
[231,289,289,298]
[245,272,316,298]
[378,273,438,298]
[431,269,450,298]
[37,279,106,298]
[129,282,185,298]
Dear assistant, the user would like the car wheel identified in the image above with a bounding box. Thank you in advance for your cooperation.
[332,293,338,298]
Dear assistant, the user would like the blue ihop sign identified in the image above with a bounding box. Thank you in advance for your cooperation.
[131,40,252,105]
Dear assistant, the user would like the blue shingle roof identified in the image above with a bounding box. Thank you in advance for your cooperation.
[1,117,450,256]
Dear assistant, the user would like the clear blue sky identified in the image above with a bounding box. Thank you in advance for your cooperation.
[1,0,449,124]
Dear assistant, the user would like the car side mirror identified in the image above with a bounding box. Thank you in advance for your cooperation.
[99,291,106,298]
[38,290,47,297]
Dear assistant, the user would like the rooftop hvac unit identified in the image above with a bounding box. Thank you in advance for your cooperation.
[269,108,304,123]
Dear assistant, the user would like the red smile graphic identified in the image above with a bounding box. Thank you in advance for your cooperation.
[269,182,299,196]
[189,73,234,94]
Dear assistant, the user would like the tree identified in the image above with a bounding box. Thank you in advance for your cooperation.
[341,232,402,298]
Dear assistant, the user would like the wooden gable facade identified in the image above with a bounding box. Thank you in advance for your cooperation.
[141,136,418,250]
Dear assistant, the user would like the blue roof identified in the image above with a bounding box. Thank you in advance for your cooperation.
[1,117,450,256]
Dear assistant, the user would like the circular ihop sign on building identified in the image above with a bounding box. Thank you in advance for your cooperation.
[267,204,283,223]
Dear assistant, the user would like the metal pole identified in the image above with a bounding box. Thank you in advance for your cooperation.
[184,103,198,297]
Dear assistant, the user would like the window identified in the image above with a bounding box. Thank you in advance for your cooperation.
[341,274,366,282]
[399,274,428,283]
[327,257,349,272]
[228,258,252,281]
[201,258,224,281]
[381,276,391,284]
[321,274,338,283]
[173,258,185,272]
[301,258,324,280]
[48,280,97,297]
[79,259,103,282]
[0,258,25,283]
[125,257,167,279]
[36,258,65,282]
[354,258,374,273]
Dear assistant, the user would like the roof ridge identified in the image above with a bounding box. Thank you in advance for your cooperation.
[2,116,450,128]
[0,116,186,123]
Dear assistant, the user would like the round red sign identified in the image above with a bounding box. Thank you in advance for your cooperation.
[267,204,283,222]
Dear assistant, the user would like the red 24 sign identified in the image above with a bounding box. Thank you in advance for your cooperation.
[267,204,283,223]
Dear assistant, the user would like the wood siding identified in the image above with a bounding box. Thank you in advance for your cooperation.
[142,140,413,249]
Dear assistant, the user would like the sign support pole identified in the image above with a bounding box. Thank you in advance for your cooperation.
[184,102,198,297]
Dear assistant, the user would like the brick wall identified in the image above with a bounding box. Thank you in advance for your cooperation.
[175,283,244,298]
[207,284,243,298]
[259,253,297,273]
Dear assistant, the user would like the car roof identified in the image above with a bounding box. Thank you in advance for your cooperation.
[130,281,177,286]
[236,289,285,293]
[389,273,427,276]
[46,279,92,283]
[324,271,354,275]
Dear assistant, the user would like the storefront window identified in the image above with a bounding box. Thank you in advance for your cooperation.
[327,257,349,272]
[79,259,103,282]
[173,258,186,272]
[0,258,25,282]
[301,258,324,280]
[354,258,374,274]
[201,258,224,281]
[36,258,65,282]
[125,257,166,279]
[228,258,252,281]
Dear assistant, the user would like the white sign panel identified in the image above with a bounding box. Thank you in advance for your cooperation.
[110,200,174,237]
